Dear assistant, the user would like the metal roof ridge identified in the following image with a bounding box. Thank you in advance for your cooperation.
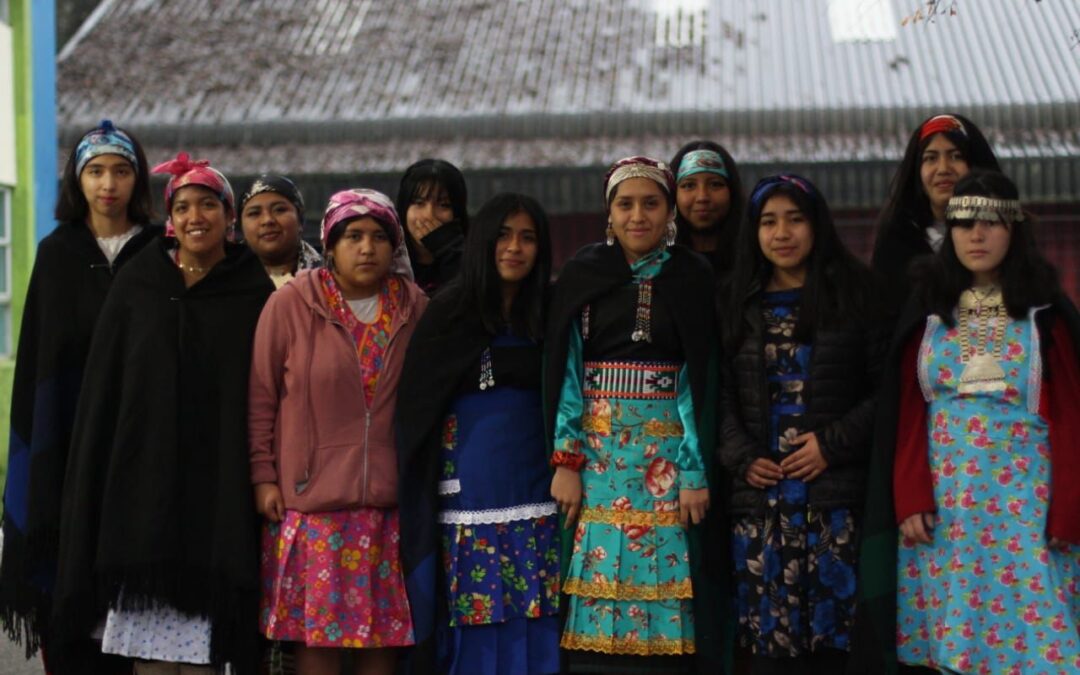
[57,0,119,62]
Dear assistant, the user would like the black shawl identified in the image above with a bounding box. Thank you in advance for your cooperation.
[51,239,273,674]
[850,293,1080,674]
[396,288,490,673]
[543,242,730,673]
[870,218,933,311]
[0,221,159,654]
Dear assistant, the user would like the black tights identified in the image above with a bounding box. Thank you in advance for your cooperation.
[750,648,849,675]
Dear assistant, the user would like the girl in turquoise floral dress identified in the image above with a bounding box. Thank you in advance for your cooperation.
[545,156,721,674]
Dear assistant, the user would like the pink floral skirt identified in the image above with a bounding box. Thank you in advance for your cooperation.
[259,507,415,648]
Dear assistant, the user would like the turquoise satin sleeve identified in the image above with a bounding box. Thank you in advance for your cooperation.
[676,363,707,489]
[553,319,586,455]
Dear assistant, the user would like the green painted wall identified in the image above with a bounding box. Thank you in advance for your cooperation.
[0,0,40,484]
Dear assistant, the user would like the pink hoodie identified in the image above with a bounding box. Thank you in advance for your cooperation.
[248,269,428,512]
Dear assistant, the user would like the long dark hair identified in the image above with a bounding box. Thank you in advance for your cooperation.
[724,174,875,353]
[670,140,744,266]
[444,193,551,341]
[914,170,1059,326]
[54,124,154,226]
[394,158,469,266]
[874,113,999,243]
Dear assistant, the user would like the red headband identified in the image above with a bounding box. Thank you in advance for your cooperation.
[919,115,967,142]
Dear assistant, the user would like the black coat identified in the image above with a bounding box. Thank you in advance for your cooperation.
[51,239,273,674]
[0,221,159,654]
[719,292,888,516]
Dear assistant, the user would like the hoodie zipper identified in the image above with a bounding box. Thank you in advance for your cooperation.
[362,410,372,504]
[324,303,408,506]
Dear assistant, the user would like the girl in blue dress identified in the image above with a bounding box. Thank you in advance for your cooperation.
[720,174,884,675]
[398,193,559,675]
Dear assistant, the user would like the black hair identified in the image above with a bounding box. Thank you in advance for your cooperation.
[55,124,155,226]
[394,159,469,265]
[875,113,1000,242]
[670,140,744,267]
[913,169,1060,325]
[724,177,877,354]
[444,193,551,341]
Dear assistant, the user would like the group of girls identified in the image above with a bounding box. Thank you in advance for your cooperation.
[0,110,1075,675]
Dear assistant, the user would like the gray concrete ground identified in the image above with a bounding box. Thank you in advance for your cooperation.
[0,636,42,675]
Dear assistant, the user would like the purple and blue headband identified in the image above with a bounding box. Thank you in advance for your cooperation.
[748,174,820,222]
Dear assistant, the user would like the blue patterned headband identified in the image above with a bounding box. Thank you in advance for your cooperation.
[75,119,138,176]
[676,149,729,182]
[748,174,820,222]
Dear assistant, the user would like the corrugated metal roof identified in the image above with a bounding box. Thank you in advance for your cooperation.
[59,0,1080,138]
[55,0,1080,212]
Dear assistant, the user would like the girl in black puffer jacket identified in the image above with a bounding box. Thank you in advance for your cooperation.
[718,174,887,675]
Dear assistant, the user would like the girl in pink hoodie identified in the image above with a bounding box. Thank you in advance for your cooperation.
[248,189,428,675]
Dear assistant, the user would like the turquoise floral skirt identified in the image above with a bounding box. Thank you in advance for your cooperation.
[562,362,698,657]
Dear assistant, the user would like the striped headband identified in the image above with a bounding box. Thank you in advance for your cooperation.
[604,156,676,206]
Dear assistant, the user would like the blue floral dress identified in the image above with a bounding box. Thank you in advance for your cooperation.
[896,310,1080,674]
[438,333,561,675]
[732,289,858,658]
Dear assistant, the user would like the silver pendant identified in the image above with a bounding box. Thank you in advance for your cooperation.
[958,354,1007,394]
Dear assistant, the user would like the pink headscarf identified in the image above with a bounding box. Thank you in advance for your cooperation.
[152,152,235,237]
[319,188,413,281]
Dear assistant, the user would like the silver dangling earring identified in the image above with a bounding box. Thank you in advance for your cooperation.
[664,220,677,247]
[605,222,615,246]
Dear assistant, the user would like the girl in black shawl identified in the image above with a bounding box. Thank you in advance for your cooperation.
[51,153,274,674]
[0,120,158,668]
[397,193,558,675]
[671,140,744,278]
[394,159,469,295]
[871,114,1000,308]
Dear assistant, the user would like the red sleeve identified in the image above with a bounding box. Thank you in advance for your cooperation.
[1042,318,1080,543]
[893,328,936,524]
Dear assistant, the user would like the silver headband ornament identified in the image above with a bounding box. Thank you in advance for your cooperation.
[946,195,1025,225]
[605,164,672,203]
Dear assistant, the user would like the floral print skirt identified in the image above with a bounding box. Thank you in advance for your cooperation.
[732,504,858,658]
[439,516,561,674]
[561,391,696,657]
[259,507,415,648]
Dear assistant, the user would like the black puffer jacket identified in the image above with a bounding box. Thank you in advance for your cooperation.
[719,294,888,516]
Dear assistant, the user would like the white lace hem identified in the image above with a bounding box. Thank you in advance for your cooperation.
[438,479,461,496]
[438,501,558,525]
